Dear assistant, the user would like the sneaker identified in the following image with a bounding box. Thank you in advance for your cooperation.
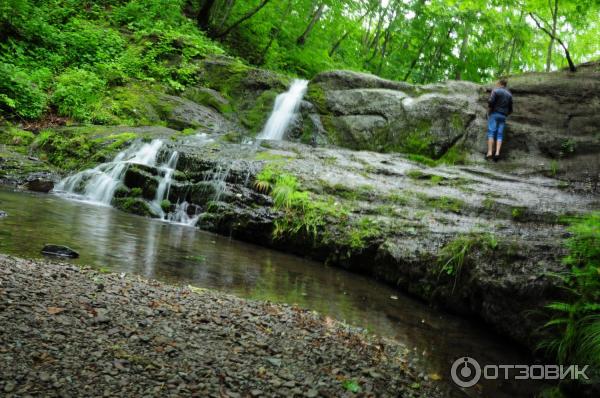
[493,155,500,162]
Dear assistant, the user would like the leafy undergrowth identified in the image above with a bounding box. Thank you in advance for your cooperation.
[1,125,141,171]
[254,165,382,251]
[1,0,225,124]
[539,212,600,390]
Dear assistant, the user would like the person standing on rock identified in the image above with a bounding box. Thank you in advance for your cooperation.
[486,79,513,161]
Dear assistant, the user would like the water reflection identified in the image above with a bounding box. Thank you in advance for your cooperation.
[0,188,546,398]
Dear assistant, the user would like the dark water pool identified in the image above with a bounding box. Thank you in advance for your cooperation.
[0,187,546,397]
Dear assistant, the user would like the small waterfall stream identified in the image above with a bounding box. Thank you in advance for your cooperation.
[257,79,308,141]
[54,139,198,226]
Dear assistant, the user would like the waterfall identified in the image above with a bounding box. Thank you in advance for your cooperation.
[257,79,309,141]
[55,140,163,205]
[54,139,199,226]
[149,151,179,218]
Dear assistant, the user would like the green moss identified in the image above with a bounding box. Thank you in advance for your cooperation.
[406,169,426,179]
[511,206,526,221]
[160,199,171,213]
[239,90,278,134]
[254,151,292,161]
[345,217,381,250]
[419,194,464,214]
[113,197,155,217]
[93,82,165,126]
[306,84,327,113]
[182,87,232,114]
[0,126,35,148]
[130,187,143,197]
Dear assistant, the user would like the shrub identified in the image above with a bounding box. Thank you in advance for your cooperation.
[51,68,106,122]
[540,212,600,368]
[0,63,50,119]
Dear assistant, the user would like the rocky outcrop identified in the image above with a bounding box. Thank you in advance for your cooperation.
[107,133,597,350]
[305,65,600,190]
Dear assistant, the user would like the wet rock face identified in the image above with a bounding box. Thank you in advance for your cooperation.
[306,67,600,187]
[308,72,484,158]
[21,173,56,193]
[124,137,594,351]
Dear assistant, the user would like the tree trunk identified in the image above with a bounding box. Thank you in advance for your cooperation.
[329,5,374,57]
[545,0,559,72]
[215,0,271,38]
[257,0,292,65]
[219,0,236,26]
[197,0,218,30]
[454,22,471,80]
[530,12,576,72]
[296,2,326,46]
[403,26,434,81]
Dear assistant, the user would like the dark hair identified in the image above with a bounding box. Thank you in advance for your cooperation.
[498,78,508,87]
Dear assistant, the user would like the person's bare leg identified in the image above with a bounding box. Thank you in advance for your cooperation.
[487,139,494,157]
[495,140,503,156]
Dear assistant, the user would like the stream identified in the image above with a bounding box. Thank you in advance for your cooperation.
[0,187,547,397]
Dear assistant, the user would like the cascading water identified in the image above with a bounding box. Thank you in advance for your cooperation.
[257,79,309,141]
[55,140,163,205]
[54,139,199,226]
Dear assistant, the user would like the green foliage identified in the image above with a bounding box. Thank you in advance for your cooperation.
[346,217,381,250]
[540,212,600,368]
[511,206,526,221]
[438,233,498,292]
[0,63,50,118]
[255,166,347,242]
[52,69,106,122]
[0,0,224,122]
[342,379,361,393]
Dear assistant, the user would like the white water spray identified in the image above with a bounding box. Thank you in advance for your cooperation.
[54,139,199,226]
[257,79,309,141]
[55,140,163,205]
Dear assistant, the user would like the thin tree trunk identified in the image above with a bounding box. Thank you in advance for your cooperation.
[198,0,218,30]
[219,0,236,26]
[296,2,325,46]
[545,0,559,72]
[257,0,292,65]
[530,12,576,72]
[215,0,271,38]
[454,22,471,80]
[329,5,375,57]
[403,26,434,81]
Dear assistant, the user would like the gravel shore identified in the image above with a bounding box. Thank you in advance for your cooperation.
[0,254,443,397]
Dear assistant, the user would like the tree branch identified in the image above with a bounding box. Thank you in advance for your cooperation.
[529,12,576,72]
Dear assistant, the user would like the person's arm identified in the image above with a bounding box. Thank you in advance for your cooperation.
[487,90,497,116]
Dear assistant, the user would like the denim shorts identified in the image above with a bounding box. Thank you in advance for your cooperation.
[487,112,507,141]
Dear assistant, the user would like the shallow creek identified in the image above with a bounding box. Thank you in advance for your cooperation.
[0,187,547,397]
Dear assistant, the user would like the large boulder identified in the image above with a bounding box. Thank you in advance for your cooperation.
[305,65,600,189]
[307,71,484,158]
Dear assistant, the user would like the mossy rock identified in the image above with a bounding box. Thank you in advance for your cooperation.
[112,197,156,218]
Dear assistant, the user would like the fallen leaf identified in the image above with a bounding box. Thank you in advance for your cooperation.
[47,307,65,315]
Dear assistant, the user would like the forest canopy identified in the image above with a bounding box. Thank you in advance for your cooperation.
[199,0,600,80]
[1,0,599,121]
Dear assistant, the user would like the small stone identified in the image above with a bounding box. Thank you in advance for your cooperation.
[250,389,263,397]
[4,382,16,392]
[266,357,282,367]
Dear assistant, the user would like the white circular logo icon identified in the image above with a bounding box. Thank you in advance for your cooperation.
[451,357,482,388]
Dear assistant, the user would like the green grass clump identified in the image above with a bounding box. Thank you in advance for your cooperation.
[254,166,348,242]
[540,212,600,369]
[346,217,381,250]
[437,233,497,292]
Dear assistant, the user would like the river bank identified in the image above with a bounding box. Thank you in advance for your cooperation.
[0,254,444,397]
